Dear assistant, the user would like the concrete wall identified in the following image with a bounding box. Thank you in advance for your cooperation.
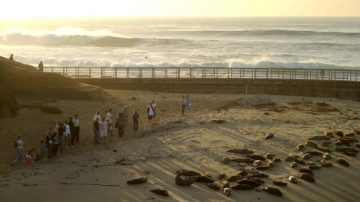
[77,78,360,100]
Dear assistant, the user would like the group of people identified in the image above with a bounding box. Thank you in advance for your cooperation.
[8,54,44,72]
[92,108,140,145]
[13,115,80,166]
[181,95,192,115]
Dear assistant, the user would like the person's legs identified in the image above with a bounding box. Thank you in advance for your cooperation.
[182,105,185,115]
[16,148,24,165]
[75,127,80,144]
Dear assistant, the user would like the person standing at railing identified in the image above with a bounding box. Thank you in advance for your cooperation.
[38,61,44,72]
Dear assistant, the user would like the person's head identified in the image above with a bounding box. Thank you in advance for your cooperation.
[69,116,73,120]
[186,95,189,98]
[96,110,100,115]
[64,120,68,124]
[152,100,155,103]
[40,140,44,144]
[109,109,112,112]
[182,95,185,98]
[17,136,22,140]
[75,114,78,118]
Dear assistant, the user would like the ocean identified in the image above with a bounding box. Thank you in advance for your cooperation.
[0,17,359,69]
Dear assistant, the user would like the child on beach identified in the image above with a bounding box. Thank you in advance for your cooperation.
[147,102,155,126]
[14,136,24,165]
[132,110,139,131]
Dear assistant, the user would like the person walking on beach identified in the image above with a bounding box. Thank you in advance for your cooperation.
[147,102,155,126]
[64,120,71,146]
[132,110,139,131]
[93,118,100,145]
[181,95,186,115]
[14,136,24,165]
[38,61,44,72]
[185,95,192,113]
[115,112,125,138]
[99,117,108,144]
[106,109,113,136]
[73,114,80,144]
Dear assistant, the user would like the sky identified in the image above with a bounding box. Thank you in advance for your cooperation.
[0,0,359,19]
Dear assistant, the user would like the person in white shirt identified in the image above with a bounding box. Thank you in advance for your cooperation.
[99,117,108,143]
[64,120,71,146]
[185,95,192,113]
[93,111,101,122]
[147,102,155,126]
[73,114,80,144]
[106,109,113,136]
[151,100,157,124]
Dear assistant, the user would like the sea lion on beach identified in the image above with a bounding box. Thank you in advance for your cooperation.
[291,162,298,168]
[320,159,333,167]
[217,173,227,180]
[304,150,322,156]
[223,188,231,196]
[273,180,287,186]
[232,184,254,190]
[265,133,274,140]
[335,131,344,137]
[127,177,148,185]
[308,165,321,170]
[335,147,359,156]
[323,153,331,159]
[247,154,266,161]
[195,175,214,183]
[229,158,254,164]
[317,147,331,153]
[212,119,227,124]
[336,159,350,167]
[176,169,201,177]
[268,161,275,168]
[221,157,230,164]
[256,166,271,171]
[246,177,265,185]
[228,175,244,182]
[222,181,230,189]
[324,131,334,138]
[253,160,262,167]
[302,153,312,160]
[288,176,297,184]
[273,158,281,162]
[265,153,275,160]
[150,189,169,197]
[300,173,315,182]
[175,174,194,186]
[263,186,283,197]
[299,168,313,175]
[321,141,331,147]
[207,182,221,190]
[345,133,355,137]
[296,144,305,151]
[248,173,269,178]
[238,179,261,187]
[309,136,330,141]
[305,141,318,148]
[227,149,254,155]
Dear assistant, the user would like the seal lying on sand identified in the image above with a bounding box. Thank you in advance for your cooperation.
[300,173,315,182]
[207,182,221,190]
[227,149,254,155]
[337,159,350,167]
[175,174,194,186]
[127,177,148,185]
[223,188,231,197]
[176,169,201,177]
[232,184,254,190]
[288,176,297,184]
[273,180,287,186]
[263,186,283,197]
[150,189,169,197]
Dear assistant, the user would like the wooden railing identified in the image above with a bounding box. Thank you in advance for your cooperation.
[43,67,360,82]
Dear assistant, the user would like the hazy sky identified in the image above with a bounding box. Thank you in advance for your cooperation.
[1,0,359,19]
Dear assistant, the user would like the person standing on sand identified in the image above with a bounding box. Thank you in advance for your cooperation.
[147,102,155,126]
[115,112,125,138]
[38,61,44,72]
[93,118,100,145]
[52,133,59,156]
[58,122,65,153]
[64,120,71,146]
[151,101,157,124]
[14,136,24,165]
[93,111,101,122]
[9,54,13,61]
[132,110,139,131]
[73,114,80,144]
[99,117,108,144]
[185,95,192,113]
[181,95,186,115]
[45,129,53,158]
[106,109,113,136]
[68,117,75,145]
[39,140,46,160]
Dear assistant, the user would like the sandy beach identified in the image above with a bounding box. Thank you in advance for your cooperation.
[1,88,360,202]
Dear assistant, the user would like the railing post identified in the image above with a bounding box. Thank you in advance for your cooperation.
[177,68,180,79]
[127,68,129,79]
[89,67,91,78]
[101,67,103,78]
